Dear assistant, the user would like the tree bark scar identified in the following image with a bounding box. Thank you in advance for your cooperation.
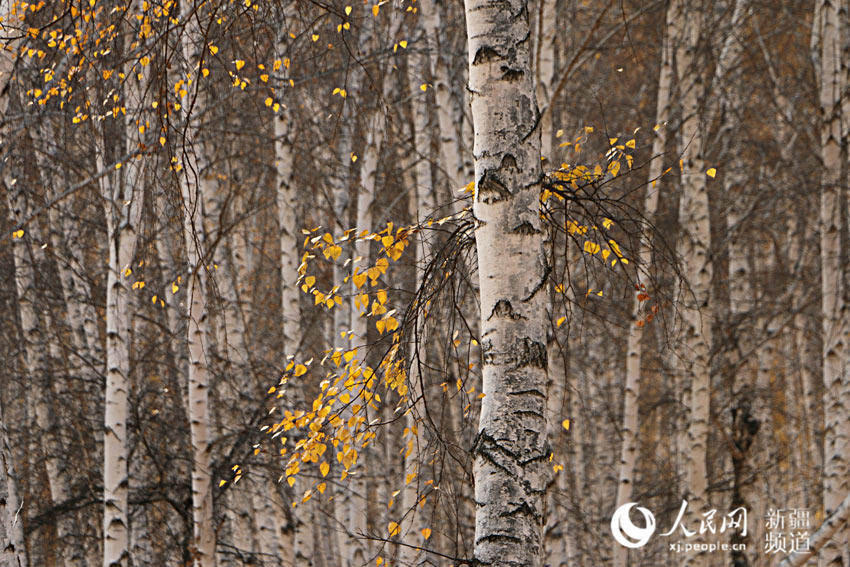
[478,170,511,203]
[500,66,524,81]
[472,45,502,65]
[488,299,524,320]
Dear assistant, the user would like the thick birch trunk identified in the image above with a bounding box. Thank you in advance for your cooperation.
[611,5,676,567]
[179,3,217,565]
[815,2,850,566]
[96,91,145,566]
[464,0,549,565]
[99,5,149,563]
[674,3,712,565]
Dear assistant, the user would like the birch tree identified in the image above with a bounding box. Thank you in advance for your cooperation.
[464,0,549,564]
[99,18,147,564]
[814,1,850,565]
[178,2,216,564]
[673,3,712,565]
[0,395,25,567]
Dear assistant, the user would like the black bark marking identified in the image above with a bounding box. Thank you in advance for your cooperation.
[482,336,547,369]
[507,388,546,399]
[472,45,501,65]
[500,67,524,82]
[521,261,551,302]
[511,221,539,235]
[500,153,517,170]
[488,299,524,321]
[478,170,511,203]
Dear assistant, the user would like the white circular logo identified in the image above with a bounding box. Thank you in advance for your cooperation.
[610,502,657,548]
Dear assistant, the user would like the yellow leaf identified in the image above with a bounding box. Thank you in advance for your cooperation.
[294,364,307,377]
[608,137,618,145]
[287,476,296,487]
[353,272,367,289]
[219,479,227,487]
[11,229,24,238]
[583,241,600,255]
[625,138,635,149]
[372,4,379,16]
[320,461,330,477]
[317,482,326,494]
[172,283,179,294]
[209,44,218,55]
[388,522,400,537]
[345,5,352,15]
[312,34,319,42]
[421,528,432,540]
[706,167,717,178]
[399,40,407,48]
[562,419,570,430]
[265,97,273,107]
[202,68,209,77]
[420,83,427,91]
[556,316,566,327]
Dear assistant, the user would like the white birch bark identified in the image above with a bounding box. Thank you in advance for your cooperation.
[674,2,712,565]
[534,0,556,161]
[611,5,676,567]
[815,1,850,565]
[400,12,438,565]
[271,27,308,567]
[277,96,300,361]
[534,1,568,564]
[100,140,144,567]
[97,4,150,564]
[421,0,465,202]
[464,0,549,564]
[331,64,357,566]
[179,2,217,564]
[0,396,26,567]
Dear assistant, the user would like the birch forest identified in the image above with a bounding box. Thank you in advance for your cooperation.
[2,0,850,566]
